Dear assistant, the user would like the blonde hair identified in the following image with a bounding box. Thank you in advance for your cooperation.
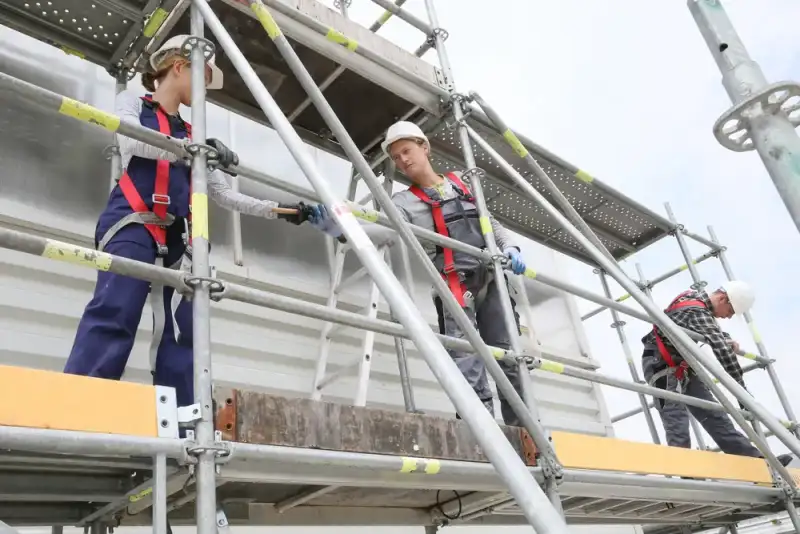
[141,51,185,92]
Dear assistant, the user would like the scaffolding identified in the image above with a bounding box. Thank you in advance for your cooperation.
[0,0,799,533]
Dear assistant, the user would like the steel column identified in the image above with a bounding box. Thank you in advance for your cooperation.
[188,5,218,534]
[152,454,167,534]
[689,0,800,234]
[598,271,661,444]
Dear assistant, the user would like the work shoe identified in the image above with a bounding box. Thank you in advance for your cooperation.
[778,454,794,467]
[455,398,495,421]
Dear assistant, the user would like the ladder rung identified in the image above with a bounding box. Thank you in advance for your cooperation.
[315,354,364,391]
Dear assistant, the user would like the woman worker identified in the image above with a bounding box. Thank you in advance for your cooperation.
[64,35,338,408]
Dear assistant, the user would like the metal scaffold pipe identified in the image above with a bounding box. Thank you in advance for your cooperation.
[187,6,218,534]
[598,271,661,444]
[194,0,568,530]
[244,0,563,475]
[461,121,800,470]
[707,225,799,437]
[582,248,719,321]
[689,0,800,235]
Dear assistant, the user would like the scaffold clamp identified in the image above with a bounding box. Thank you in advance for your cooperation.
[179,35,216,62]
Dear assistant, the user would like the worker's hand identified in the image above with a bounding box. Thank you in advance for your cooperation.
[207,138,240,174]
[276,202,312,225]
[307,204,343,238]
[504,247,526,275]
[729,340,741,353]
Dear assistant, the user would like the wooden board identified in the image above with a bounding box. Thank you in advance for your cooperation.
[214,388,534,465]
[0,364,159,437]
[552,431,779,483]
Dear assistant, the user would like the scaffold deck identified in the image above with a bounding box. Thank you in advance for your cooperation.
[0,0,675,265]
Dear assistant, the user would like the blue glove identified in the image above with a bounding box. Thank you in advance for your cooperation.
[504,247,526,275]
[307,204,343,238]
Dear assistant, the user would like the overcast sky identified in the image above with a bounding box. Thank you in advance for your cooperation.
[322,0,800,457]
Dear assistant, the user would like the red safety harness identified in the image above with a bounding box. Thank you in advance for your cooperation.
[408,172,475,307]
[117,96,193,253]
[653,290,707,380]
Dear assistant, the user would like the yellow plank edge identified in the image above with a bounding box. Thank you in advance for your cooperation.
[191,193,209,240]
[0,364,159,437]
[551,431,774,483]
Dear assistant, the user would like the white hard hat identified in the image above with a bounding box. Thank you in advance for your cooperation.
[381,120,429,156]
[720,280,755,315]
[149,34,224,90]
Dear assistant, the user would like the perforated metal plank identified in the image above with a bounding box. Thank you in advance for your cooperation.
[0,0,145,64]
[427,117,671,265]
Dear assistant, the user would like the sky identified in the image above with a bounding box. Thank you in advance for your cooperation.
[313,0,800,455]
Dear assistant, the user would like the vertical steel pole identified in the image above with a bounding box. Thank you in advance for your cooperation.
[598,271,661,445]
[422,0,550,458]
[708,225,799,437]
[462,123,800,471]
[662,204,710,450]
[152,453,167,534]
[196,2,570,530]
[784,499,800,533]
[227,113,244,266]
[382,161,417,413]
[188,4,217,534]
[688,0,800,234]
[665,203,706,289]
[109,74,127,192]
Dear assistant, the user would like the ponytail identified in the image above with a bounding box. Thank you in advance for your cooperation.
[141,71,157,92]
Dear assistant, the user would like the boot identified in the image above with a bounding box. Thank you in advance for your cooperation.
[455,398,495,420]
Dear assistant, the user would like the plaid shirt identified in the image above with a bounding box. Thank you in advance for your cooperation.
[641,289,744,386]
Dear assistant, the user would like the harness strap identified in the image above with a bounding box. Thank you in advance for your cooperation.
[409,172,473,306]
[653,291,706,381]
[97,212,176,253]
[117,96,174,254]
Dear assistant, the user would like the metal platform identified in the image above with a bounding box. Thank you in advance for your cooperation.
[0,390,795,531]
[0,0,676,265]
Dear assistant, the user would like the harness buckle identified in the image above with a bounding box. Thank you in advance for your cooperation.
[155,243,169,257]
[442,263,457,274]
[152,194,171,206]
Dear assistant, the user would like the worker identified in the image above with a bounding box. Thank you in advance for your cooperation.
[381,121,527,426]
[64,35,339,409]
[641,282,792,465]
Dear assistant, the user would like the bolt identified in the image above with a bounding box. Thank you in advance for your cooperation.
[160,419,169,428]
[159,395,167,403]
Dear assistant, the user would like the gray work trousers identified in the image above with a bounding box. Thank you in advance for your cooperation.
[642,348,760,457]
[433,267,523,426]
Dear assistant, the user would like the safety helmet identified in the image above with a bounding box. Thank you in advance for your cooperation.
[149,34,224,90]
[720,280,755,315]
[381,120,429,156]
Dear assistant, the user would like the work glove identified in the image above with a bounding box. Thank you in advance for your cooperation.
[276,202,313,225]
[206,138,239,175]
[308,204,344,239]
[504,247,526,275]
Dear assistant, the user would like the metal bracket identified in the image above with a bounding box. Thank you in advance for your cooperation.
[610,320,626,329]
[333,0,352,8]
[690,281,708,290]
[102,144,120,161]
[177,403,202,426]
[179,36,216,62]
[216,507,230,534]
[155,386,179,439]
[434,67,454,92]
[713,81,800,152]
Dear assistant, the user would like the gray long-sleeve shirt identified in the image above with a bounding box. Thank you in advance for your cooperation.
[115,90,279,219]
[391,171,518,262]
